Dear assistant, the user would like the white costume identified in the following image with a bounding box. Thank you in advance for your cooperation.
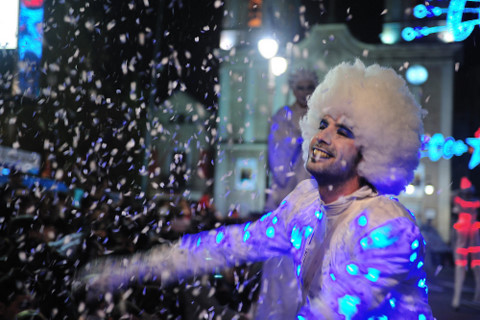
[85,179,433,319]
[265,105,311,212]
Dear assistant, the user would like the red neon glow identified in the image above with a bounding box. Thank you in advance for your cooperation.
[456,247,469,255]
[475,127,480,139]
[460,176,472,189]
[472,260,480,267]
[453,196,480,209]
[469,246,480,253]
[455,259,468,267]
[22,0,44,8]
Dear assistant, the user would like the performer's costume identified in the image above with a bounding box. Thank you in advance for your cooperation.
[451,177,480,308]
[265,105,311,212]
[86,179,433,319]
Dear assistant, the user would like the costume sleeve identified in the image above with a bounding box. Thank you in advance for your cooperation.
[268,108,303,187]
[78,209,292,291]
[297,216,433,320]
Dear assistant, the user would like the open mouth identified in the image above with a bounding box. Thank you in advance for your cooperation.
[312,147,333,161]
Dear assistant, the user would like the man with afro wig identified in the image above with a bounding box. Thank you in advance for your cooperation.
[80,60,434,319]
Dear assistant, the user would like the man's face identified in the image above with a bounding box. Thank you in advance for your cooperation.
[292,79,316,107]
[306,115,361,186]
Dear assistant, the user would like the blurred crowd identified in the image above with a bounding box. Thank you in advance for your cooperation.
[0,172,262,320]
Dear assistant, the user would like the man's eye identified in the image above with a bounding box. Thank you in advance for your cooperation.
[337,128,354,138]
[318,120,328,130]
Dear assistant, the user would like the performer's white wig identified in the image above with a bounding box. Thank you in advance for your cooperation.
[300,59,424,195]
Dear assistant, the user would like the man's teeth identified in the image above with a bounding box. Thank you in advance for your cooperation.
[313,149,331,159]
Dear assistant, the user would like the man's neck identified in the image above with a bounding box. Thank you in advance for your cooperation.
[317,177,362,204]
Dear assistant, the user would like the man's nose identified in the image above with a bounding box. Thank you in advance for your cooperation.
[315,128,333,144]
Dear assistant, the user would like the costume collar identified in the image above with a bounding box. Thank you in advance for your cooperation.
[320,185,376,217]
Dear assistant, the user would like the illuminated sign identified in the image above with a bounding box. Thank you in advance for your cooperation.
[421,134,480,169]
[402,0,480,42]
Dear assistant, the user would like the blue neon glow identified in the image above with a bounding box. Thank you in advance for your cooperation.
[346,263,359,275]
[411,239,419,250]
[389,297,396,308]
[419,314,427,320]
[244,222,251,231]
[330,273,336,281]
[243,231,251,242]
[406,65,429,85]
[315,210,324,220]
[304,226,313,238]
[417,261,424,269]
[291,226,302,250]
[357,215,368,227]
[466,137,480,169]
[272,216,278,224]
[421,133,476,168]
[297,316,306,320]
[365,268,380,282]
[410,252,418,262]
[338,294,361,320]
[297,264,301,276]
[403,1,480,42]
[260,211,273,222]
[266,226,275,238]
[360,224,399,250]
[216,231,224,243]
[196,237,201,247]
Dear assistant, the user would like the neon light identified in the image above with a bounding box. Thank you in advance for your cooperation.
[243,231,251,242]
[291,226,302,250]
[346,263,359,275]
[411,239,420,250]
[402,1,480,42]
[357,215,368,227]
[338,294,361,320]
[266,226,275,238]
[216,231,224,243]
[365,268,380,282]
[466,137,480,169]
[297,264,301,276]
[421,133,480,169]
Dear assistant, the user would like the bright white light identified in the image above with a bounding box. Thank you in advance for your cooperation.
[219,30,236,50]
[258,38,278,59]
[406,64,428,85]
[0,0,19,49]
[424,184,435,195]
[270,57,288,76]
[405,184,415,195]
[438,30,455,43]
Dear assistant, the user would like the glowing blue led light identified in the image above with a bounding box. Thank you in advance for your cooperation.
[365,268,380,282]
[410,252,418,262]
[389,297,396,308]
[244,222,251,231]
[315,210,323,220]
[338,294,360,320]
[196,237,201,247]
[297,316,306,320]
[418,278,426,288]
[216,231,224,244]
[260,211,272,222]
[361,224,398,250]
[272,216,278,224]
[297,264,301,276]
[304,226,313,238]
[411,239,419,250]
[357,215,368,227]
[419,314,426,320]
[330,273,336,281]
[291,226,302,250]
[266,226,275,238]
[346,263,359,275]
[417,261,424,269]
[243,231,251,242]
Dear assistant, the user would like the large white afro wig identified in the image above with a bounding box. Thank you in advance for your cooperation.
[300,59,424,195]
